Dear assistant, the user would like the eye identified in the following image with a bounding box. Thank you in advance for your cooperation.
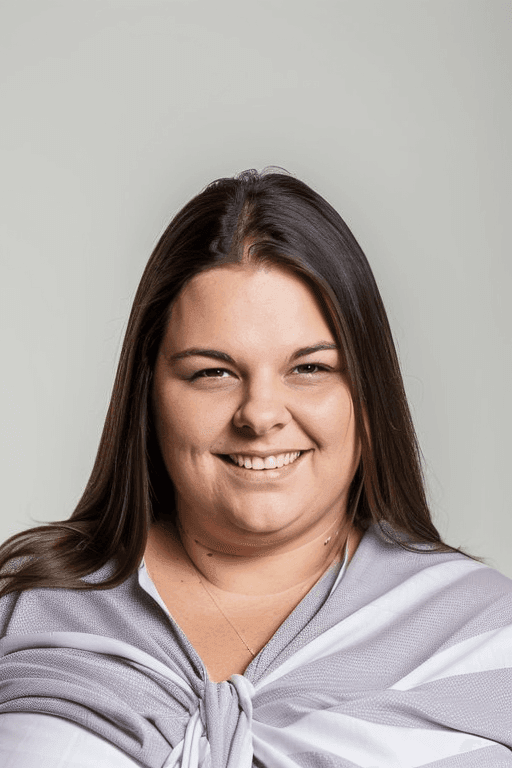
[190,368,234,380]
[292,363,330,376]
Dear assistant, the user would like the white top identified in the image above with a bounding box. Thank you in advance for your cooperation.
[0,712,138,768]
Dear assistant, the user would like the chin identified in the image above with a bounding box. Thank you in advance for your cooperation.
[224,504,306,539]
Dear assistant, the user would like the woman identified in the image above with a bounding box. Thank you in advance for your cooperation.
[1,170,511,767]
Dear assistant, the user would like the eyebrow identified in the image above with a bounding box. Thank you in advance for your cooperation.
[169,343,339,365]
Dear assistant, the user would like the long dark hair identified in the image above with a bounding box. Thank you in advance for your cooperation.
[0,169,453,596]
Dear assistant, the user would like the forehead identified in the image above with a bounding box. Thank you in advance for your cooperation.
[165,265,335,350]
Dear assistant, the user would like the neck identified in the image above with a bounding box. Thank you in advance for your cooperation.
[169,515,360,596]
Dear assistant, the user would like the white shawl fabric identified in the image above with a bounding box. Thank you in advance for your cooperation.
[1,524,511,767]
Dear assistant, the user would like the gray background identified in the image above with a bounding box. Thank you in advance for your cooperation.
[1,0,510,576]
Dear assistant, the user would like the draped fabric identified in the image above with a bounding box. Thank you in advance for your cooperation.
[1,524,511,768]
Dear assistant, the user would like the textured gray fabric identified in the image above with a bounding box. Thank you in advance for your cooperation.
[1,524,511,768]
[293,744,512,768]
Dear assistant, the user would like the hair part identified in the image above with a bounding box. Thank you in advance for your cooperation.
[0,169,463,597]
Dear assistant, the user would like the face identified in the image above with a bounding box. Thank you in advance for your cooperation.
[152,264,361,554]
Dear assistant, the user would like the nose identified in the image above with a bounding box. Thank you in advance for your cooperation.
[232,376,292,436]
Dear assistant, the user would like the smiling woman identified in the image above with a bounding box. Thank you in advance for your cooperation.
[152,266,359,545]
[1,170,511,767]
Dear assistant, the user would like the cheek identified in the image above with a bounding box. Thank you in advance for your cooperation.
[303,387,356,449]
[154,385,230,454]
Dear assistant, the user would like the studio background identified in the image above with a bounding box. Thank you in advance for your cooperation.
[1,0,510,576]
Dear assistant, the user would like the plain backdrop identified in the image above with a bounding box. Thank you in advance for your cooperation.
[0,0,510,576]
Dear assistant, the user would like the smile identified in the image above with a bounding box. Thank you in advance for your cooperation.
[223,451,304,470]
[220,451,309,475]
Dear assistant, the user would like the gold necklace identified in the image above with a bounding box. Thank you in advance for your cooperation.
[196,573,258,657]
[176,522,349,659]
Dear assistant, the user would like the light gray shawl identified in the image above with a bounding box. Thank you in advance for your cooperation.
[1,525,511,767]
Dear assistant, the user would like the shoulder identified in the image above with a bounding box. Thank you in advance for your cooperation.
[0,561,160,642]
[347,524,512,629]
[363,522,511,584]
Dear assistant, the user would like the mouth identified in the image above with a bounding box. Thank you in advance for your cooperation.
[219,450,309,471]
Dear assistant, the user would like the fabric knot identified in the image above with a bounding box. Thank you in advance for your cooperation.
[229,674,255,722]
[167,676,256,768]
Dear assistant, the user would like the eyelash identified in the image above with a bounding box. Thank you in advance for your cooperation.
[189,363,331,381]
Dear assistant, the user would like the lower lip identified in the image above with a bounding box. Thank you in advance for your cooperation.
[218,451,310,482]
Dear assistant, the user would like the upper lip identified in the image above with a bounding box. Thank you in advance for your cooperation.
[219,449,310,458]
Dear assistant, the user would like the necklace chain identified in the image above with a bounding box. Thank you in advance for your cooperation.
[196,575,257,657]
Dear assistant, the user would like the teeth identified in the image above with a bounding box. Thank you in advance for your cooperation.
[228,451,302,470]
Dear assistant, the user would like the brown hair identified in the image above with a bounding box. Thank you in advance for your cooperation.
[0,169,454,596]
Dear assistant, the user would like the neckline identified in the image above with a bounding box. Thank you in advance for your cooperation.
[139,529,361,686]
